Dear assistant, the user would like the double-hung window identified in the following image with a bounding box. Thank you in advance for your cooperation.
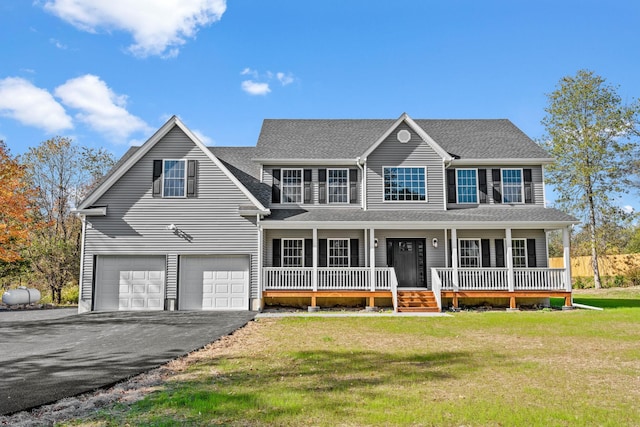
[163,160,186,197]
[282,239,304,267]
[383,167,426,201]
[456,169,478,204]
[328,238,350,267]
[459,239,481,267]
[502,169,523,203]
[328,169,349,203]
[281,169,303,203]
[512,239,527,267]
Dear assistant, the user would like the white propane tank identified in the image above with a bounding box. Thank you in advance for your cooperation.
[2,286,42,305]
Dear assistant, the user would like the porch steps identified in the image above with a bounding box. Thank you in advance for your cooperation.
[397,290,440,313]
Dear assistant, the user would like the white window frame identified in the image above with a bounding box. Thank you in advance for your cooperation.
[382,166,427,202]
[282,238,304,267]
[512,238,528,268]
[327,168,349,204]
[162,159,187,198]
[501,168,524,204]
[456,168,479,204]
[327,238,350,267]
[458,238,482,268]
[281,168,303,204]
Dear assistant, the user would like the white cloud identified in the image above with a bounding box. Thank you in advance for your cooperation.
[43,0,227,58]
[0,77,73,132]
[623,205,634,214]
[193,129,213,145]
[241,80,271,96]
[55,74,150,141]
[277,72,294,86]
[50,38,68,49]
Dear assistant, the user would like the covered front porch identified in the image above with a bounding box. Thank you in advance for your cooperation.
[258,221,574,312]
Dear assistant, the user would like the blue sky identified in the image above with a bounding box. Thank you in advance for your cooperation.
[1,0,639,212]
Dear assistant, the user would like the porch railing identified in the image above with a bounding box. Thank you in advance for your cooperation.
[434,267,570,291]
[431,269,443,311]
[263,267,395,291]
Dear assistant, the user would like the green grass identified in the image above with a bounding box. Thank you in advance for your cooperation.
[71,291,640,427]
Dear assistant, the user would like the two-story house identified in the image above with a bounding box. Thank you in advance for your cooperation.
[75,113,578,313]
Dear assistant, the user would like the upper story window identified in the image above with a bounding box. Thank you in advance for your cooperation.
[282,169,303,203]
[282,238,304,267]
[459,239,481,267]
[163,160,186,197]
[456,169,478,204]
[383,167,426,201]
[328,169,349,203]
[502,169,523,203]
[328,238,350,267]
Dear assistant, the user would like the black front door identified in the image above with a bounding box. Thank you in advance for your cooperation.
[387,239,426,287]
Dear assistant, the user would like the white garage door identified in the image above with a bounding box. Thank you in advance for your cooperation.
[95,256,166,311]
[179,256,249,311]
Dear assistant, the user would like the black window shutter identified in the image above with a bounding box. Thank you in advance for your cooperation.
[524,169,533,204]
[527,239,537,267]
[478,169,487,203]
[303,169,312,204]
[272,239,281,267]
[319,239,328,267]
[349,169,358,204]
[481,239,491,267]
[318,169,327,204]
[152,160,163,197]
[304,239,313,267]
[350,239,359,267]
[186,160,197,197]
[448,239,452,267]
[492,169,502,203]
[272,169,281,203]
[447,169,456,203]
[495,239,505,267]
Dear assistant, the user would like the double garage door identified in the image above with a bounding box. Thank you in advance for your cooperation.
[94,255,249,311]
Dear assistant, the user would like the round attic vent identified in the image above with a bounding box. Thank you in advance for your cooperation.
[397,129,411,143]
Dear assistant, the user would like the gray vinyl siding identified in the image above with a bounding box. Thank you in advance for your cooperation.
[366,122,445,210]
[81,126,259,304]
[265,229,365,267]
[264,166,361,208]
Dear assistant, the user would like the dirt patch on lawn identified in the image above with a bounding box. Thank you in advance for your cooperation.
[0,319,272,427]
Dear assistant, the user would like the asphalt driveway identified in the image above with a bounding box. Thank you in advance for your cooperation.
[0,309,255,415]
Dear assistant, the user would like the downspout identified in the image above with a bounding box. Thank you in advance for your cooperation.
[78,214,87,312]
[257,215,263,312]
[356,157,366,211]
[443,159,452,211]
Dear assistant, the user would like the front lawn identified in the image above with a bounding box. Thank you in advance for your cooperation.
[75,292,640,426]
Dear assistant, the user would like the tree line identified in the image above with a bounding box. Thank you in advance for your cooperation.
[0,137,115,303]
[1,69,640,300]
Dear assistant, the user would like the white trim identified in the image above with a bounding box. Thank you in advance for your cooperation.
[78,116,269,213]
[78,217,87,302]
[327,168,350,204]
[327,238,350,267]
[280,168,304,204]
[361,113,453,161]
[501,168,525,204]
[162,159,187,198]
[72,207,107,216]
[382,166,428,203]
[442,161,448,211]
[455,168,479,204]
[451,158,554,166]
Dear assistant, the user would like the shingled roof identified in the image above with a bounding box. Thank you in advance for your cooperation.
[255,118,551,160]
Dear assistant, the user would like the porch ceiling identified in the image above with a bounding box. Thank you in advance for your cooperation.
[260,207,579,230]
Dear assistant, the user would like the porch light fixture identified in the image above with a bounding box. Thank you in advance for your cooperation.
[166,223,177,231]
[374,238,379,248]
[432,238,438,248]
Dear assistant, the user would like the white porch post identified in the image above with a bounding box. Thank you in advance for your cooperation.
[451,228,459,291]
[312,228,318,292]
[563,226,572,292]
[369,228,376,291]
[506,228,514,292]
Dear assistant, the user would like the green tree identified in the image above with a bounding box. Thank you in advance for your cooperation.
[541,70,640,289]
[22,137,115,303]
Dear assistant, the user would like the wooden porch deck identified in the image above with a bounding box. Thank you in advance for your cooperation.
[441,290,572,309]
[262,290,393,308]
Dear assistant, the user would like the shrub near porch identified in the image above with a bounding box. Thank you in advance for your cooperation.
[82,299,640,426]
